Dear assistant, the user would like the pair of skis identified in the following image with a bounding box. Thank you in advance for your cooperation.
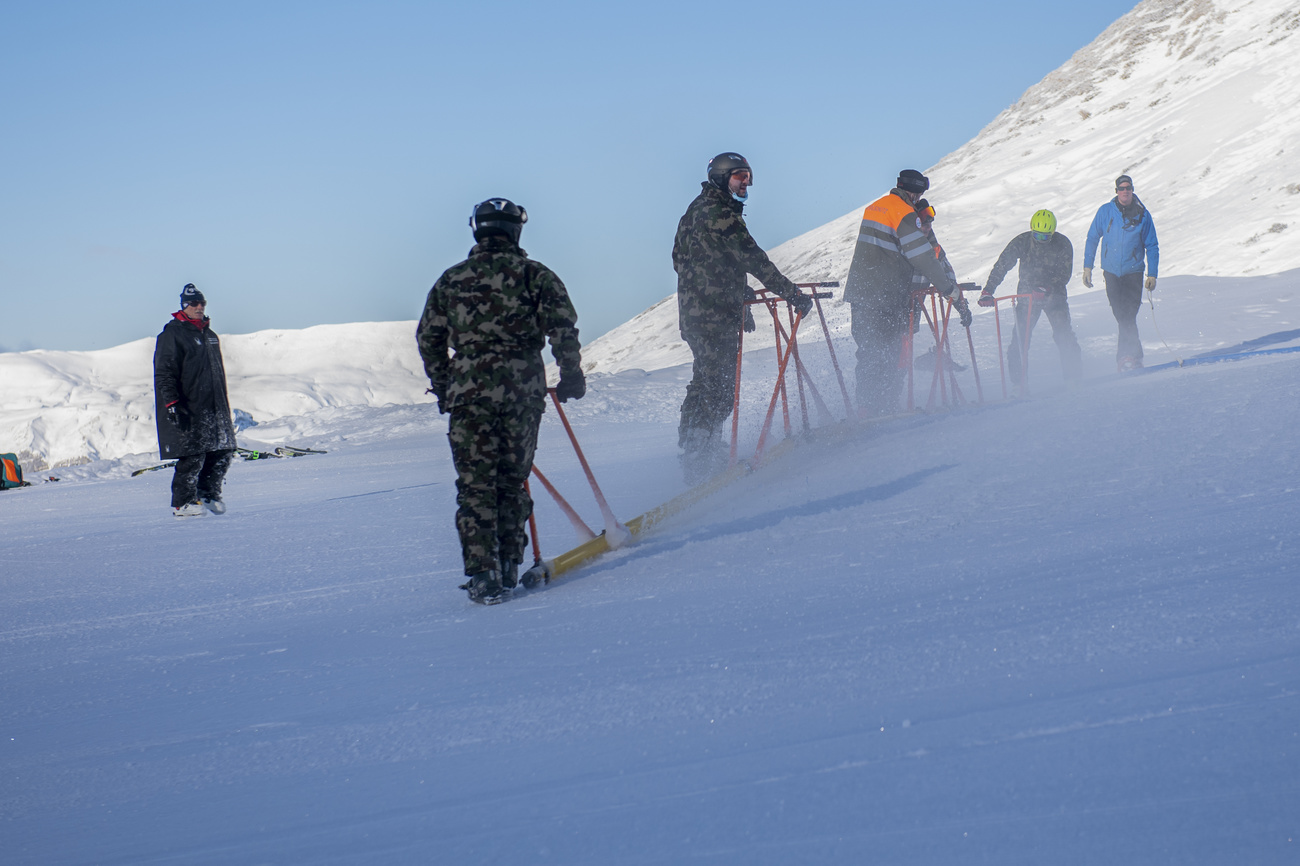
[130,445,327,476]
[236,445,328,461]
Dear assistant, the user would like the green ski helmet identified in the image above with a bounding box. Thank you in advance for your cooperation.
[1029,209,1057,242]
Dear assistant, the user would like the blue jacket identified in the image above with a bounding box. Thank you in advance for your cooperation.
[1083,196,1159,278]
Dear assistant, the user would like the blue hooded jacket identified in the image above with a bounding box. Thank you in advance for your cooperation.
[1083,196,1159,278]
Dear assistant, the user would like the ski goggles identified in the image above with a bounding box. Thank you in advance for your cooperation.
[1032,230,1053,242]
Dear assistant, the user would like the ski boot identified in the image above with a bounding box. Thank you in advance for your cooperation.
[459,570,510,605]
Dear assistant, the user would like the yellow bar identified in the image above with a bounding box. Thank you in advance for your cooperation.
[544,438,796,580]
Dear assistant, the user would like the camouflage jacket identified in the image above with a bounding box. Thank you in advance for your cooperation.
[984,231,1074,296]
[417,236,582,410]
[845,189,959,316]
[672,182,800,338]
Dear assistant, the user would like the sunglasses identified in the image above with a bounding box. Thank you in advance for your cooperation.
[1116,185,1134,192]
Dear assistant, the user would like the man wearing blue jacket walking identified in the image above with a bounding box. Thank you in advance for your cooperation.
[1082,174,1160,371]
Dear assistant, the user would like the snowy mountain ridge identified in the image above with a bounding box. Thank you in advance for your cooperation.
[579,0,1300,376]
[4,0,1300,468]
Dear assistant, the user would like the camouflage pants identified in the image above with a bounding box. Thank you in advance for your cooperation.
[678,328,740,448]
[849,303,908,418]
[447,400,543,575]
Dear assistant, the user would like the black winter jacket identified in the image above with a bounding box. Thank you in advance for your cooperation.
[153,313,237,459]
[984,231,1074,297]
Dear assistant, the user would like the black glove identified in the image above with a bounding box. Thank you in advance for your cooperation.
[955,297,973,328]
[555,367,586,403]
[425,385,447,414]
[166,404,192,432]
[977,290,995,308]
[790,292,814,318]
[743,307,756,333]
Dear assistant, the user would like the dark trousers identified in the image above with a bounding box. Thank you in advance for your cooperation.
[678,329,740,448]
[447,400,543,575]
[171,450,234,508]
[1103,270,1145,363]
[850,303,908,417]
[1007,291,1083,383]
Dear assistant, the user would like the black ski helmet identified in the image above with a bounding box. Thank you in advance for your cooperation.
[707,152,753,190]
[469,198,528,244]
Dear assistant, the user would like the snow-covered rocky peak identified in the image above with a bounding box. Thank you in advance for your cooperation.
[581,0,1300,376]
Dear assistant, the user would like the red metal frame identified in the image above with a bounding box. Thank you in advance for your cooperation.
[731,282,851,465]
[905,289,983,412]
[988,292,1037,399]
[548,389,631,548]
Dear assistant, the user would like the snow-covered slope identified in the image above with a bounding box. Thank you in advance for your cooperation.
[5,0,1299,467]
[4,273,1298,864]
[581,0,1300,376]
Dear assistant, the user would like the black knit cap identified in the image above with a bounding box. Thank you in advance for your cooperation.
[1115,174,1134,190]
[897,169,930,194]
[180,283,206,307]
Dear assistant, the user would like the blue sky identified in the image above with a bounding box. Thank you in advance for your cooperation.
[0,0,1140,353]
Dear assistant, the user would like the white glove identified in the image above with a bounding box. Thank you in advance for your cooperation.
[1081,267,1093,288]
[1145,276,1157,291]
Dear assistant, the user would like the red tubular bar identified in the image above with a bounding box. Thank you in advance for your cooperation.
[524,477,543,565]
[548,389,629,544]
[991,293,1036,398]
[530,463,596,542]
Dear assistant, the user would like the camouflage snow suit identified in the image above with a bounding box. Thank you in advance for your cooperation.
[672,181,803,448]
[416,235,582,577]
[983,230,1081,383]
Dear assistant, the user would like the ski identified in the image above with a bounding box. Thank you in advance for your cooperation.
[274,446,328,457]
[236,447,281,461]
[131,461,177,477]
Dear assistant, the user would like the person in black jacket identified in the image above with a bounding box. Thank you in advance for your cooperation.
[977,210,1082,385]
[153,283,237,517]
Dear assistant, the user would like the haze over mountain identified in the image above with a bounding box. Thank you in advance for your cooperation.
[3,0,1298,468]
[582,0,1300,375]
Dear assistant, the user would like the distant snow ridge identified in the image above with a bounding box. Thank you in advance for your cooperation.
[581,0,1300,376]
[7,0,1300,466]
[0,322,428,468]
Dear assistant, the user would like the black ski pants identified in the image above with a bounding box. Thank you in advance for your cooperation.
[1007,290,1083,384]
[1103,270,1145,364]
[171,449,234,508]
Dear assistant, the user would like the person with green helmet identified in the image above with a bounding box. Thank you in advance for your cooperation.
[977,209,1082,385]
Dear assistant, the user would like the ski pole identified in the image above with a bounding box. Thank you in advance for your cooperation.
[1147,290,1183,366]
[548,390,631,548]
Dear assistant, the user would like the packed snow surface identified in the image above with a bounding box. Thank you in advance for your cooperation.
[3,269,1298,863]
[3,1,1299,859]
